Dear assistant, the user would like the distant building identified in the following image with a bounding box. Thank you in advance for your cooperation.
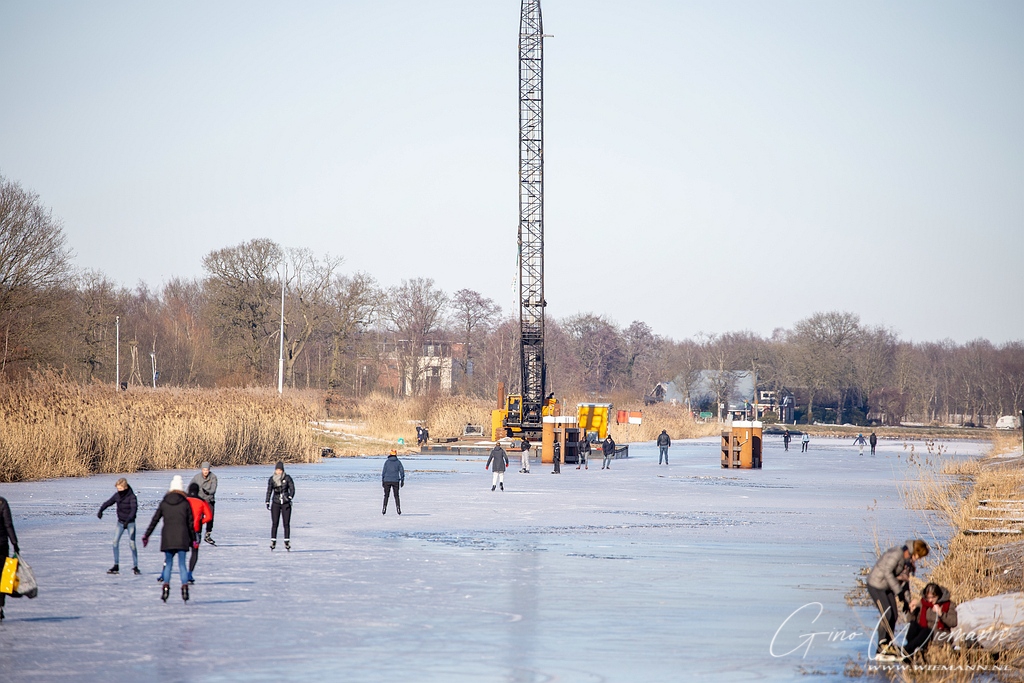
[374,340,461,396]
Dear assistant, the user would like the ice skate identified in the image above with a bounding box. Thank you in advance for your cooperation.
[204,533,216,546]
[132,567,141,575]
[107,565,119,575]
[181,584,189,602]
[270,540,276,550]
[491,485,496,491]
[161,583,170,602]
[284,540,291,551]
[499,482,504,491]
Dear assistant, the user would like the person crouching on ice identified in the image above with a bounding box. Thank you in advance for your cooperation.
[143,475,196,603]
[266,461,295,550]
[904,582,957,658]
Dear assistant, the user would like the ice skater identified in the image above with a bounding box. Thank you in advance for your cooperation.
[869,431,878,456]
[382,450,405,514]
[551,440,561,474]
[867,539,929,657]
[185,484,212,582]
[143,475,196,603]
[190,462,217,545]
[97,478,140,576]
[602,435,616,469]
[800,433,810,452]
[576,436,589,470]
[853,433,867,456]
[657,429,671,465]
[782,429,791,451]
[519,438,531,473]
[0,495,20,622]
[266,462,295,550]
[487,442,509,489]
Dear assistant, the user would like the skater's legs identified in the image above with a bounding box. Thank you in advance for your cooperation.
[175,550,188,585]
[867,586,898,648]
[492,472,500,487]
[126,521,138,567]
[392,486,400,513]
[498,472,504,486]
[282,503,292,539]
[382,483,391,511]
[521,451,529,472]
[189,534,199,574]
[112,521,125,565]
[904,622,933,654]
[161,551,175,583]
[270,501,282,539]
[205,501,215,534]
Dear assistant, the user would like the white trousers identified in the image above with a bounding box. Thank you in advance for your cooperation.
[491,472,504,486]
[521,450,530,471]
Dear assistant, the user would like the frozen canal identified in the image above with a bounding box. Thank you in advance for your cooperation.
[0,435,987,682]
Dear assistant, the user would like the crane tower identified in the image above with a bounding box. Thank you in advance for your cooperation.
[515,0,546,436]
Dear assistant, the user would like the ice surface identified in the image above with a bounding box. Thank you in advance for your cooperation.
[0,436,989,682]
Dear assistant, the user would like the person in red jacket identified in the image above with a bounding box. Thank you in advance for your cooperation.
[185,483,213,584]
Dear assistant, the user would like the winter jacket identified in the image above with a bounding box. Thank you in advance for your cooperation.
[869,433,878,446]
[382,456,405,484]
[486,445,509,473]
[190,472,218,502]
[915,585,958,632]
[0,496,18,554]
[266,474,296,505]
[867,540,915,596]
[99,486,138,524]
[186,496,214,533]
[602,437,616,456]
[144,492,196,552]
[656,432,671,447]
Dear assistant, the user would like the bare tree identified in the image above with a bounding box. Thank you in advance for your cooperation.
[449,289,501,395]
[383,278,448,395]
[790,311,862,423]
[325,272,380,391]
[279,248,344,386]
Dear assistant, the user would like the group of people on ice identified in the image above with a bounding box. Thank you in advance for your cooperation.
[92,460,297,603]
[483,432,624,488]
[867,538,959,662]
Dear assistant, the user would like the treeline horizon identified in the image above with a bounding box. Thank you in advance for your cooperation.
[2,174,1023,426]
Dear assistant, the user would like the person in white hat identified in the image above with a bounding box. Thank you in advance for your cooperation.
[143,475,196,603]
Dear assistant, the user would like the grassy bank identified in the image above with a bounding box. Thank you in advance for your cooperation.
[0,374,318,482]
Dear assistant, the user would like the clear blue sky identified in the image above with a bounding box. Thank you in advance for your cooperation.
[2,1,1021,343]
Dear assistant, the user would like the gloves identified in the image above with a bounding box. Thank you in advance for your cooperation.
[142,536,149,548]
[266,503,271,510]
[97,510,103,519]
[193,541,199,549]
[400,481,404,488]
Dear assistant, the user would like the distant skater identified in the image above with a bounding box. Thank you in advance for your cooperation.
[577,436,589,470]
[801,433,810,453]
[552,441,561,474]
[143,476,196,603]
[0,495,20,621]
[487,442,509,489]
[266,462,295,550]
[869,431,878,456]
[382,450,405,514]
[854,433,867,456]
[520,438,531,473]
[185,484,213,581]
[98,478,140,575]
[190,462,217,545]
[782,429,791,451]
[657,429,671,465]
[602,435,616,469]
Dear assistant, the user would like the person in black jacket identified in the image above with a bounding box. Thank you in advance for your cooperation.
[98,478,140,576]
[265,462,295,551]
[143,476,196,603]
[656,429,671,465]
[382,450,405,515]
[602,435,616,469]
[0,495,19,621]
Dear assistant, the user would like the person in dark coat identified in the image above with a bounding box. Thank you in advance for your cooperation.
[265,462,296,550]
[904,583,958,657]
[143,475,196,603]
[551,440,561,474]
[602,435,616,469]
[867,539,929,656]
[486,443,509,490]
[656,429,671,464]
[869,431,878,456]
[382,450,405,515]
[782,429,791,451]
[576,437,589,470]
[98,477,140,575]
[519,438,531,473]
[0,495,20,621]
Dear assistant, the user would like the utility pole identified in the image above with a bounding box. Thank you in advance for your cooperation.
[115,315,120,391]
[278,266,286,395]
[517,0,546,433]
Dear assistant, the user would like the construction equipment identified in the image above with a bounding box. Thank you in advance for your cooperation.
[497,0,549,443]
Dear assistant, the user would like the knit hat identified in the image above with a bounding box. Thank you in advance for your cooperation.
[389,449,397,456]
[200,461,212,469]
[275,461,284,471]
[169,475,185,492]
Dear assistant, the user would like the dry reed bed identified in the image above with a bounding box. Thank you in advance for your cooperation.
[866,438,1024,681]
[0,374,317,482]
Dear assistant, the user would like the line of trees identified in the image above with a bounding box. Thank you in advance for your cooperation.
[2,174,1022,425]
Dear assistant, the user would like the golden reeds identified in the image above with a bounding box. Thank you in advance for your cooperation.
[0,372,317,482]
